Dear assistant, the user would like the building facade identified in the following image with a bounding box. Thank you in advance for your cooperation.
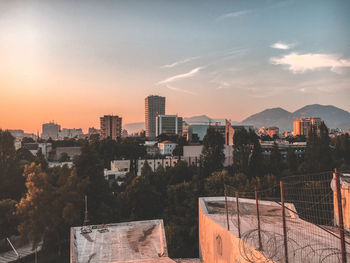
[293,117,322,136]
[156,115,183,137]
[42,122,60,140]
[100,115,122,140]
[145,95,165,138]
[59,128,83,139]
[158,141,177,155]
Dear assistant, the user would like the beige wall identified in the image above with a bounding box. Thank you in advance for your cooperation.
[333,177,350,231]
[198,198,270,263]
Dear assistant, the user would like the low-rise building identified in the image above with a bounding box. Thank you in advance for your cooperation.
[137,158,179,176]
[59,128,83,139]
[158,141,177,155]
[22,142,52,159]
[111,160,131,172]
[183,145,233,167]
[260,140,306,159]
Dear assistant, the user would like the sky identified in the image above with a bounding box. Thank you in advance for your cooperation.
[1,0,350,133]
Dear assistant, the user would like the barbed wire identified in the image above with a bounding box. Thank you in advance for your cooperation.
[224,170,349,263]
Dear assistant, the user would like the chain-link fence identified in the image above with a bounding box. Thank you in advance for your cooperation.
[224,170,349,263]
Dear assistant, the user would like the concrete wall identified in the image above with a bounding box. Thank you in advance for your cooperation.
[333,175,350,231]
[111,160,131,172]
[198,198,269,263]
[55,146,81,161]
[183,145,233,167]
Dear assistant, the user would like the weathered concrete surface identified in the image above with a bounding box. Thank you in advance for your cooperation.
[116,258,175,263]
[71,219,169,263]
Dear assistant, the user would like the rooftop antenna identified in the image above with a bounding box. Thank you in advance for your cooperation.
[83,195,89,226]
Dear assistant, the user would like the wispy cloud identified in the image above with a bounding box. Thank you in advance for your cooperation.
[270,53,350,74]
[158,67,203,84]
[217,10,251,20]
[161,56,200,68]
[270,42,294,50]
[166,85,197,96]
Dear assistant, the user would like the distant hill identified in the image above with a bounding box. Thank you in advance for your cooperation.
[241,108,291,130]
[184,115,240,125]
[184,115,214,124]
[123,122,145,134]
[242,104,350,131]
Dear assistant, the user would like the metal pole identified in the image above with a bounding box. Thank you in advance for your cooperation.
[280,181,289,263]
[224,185,230,231]
[6,238,19,258]
[255,187,262,251]
[35,247,37,263]
[236,191,241,238]
[84,195,88,226]
[335,168,347,263]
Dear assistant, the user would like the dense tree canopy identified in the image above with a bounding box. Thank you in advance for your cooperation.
[201,127,225,177]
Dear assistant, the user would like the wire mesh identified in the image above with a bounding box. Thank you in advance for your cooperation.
[224,171,350,263]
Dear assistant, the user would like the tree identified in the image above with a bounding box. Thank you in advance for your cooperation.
[0,130,24,200]
[21,137,35,145]
[0,199,18,239]
[74,143,117,224]
[16,147,35,163]
[16,163,88,258]
[334,133,350,168]
[232,128,251,174]
[301,122,333,172]
[141,160,153,177]
[119,176,163,220]
[201,127,225,177]
[34,148,48,170]
[286,147,298,173]
[269,142,283,177]
[247,131,264,178]
[165,181,198,257]
[58,152,70,162]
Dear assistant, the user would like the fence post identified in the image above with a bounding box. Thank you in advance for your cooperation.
[224,185,230,231]
[236,191,241,238]
[255,187,262,251]
[280,181,289,263]
[335,168,347,263]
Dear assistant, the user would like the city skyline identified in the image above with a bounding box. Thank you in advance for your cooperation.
[1,0,350,133]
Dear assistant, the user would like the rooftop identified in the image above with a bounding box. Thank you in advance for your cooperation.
[71,219,172,263]
[200,196,350,262]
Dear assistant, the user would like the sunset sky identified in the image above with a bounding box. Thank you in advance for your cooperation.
[1,0,350,133]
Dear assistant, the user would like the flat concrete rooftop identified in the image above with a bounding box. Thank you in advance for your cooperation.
[71,219,172,263]
[200,197,350,262]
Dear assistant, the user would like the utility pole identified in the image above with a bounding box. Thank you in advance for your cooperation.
[83,195,89,226]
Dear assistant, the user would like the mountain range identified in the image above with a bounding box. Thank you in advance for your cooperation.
[241,104,350,131]
[123,104,350,133]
